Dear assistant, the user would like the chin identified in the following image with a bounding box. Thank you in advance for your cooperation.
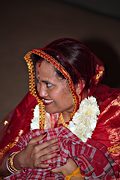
[45,107,60,114]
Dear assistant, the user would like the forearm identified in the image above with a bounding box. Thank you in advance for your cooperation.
[0,155,11,177]
[13,150,25,170]
[0,151,22,178]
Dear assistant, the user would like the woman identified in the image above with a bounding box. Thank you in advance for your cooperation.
[0,38,120,179]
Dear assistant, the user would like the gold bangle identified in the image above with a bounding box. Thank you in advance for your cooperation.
[65,167,83,180]
[6,151,20,174]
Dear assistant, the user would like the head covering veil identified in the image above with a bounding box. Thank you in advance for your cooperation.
[24,38,105,128]
[0,38,105,163]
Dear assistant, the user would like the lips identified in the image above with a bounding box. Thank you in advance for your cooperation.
[42,99,54,105]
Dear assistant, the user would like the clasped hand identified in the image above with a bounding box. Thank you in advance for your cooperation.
[14,133,78,177]
[15,133,59,169]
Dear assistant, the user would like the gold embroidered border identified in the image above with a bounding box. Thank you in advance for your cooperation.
[32,49,79,118]
[24,49,79,127]
[24,51,45,129]
[0,130,23,161]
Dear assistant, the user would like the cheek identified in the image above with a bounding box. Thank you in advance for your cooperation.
[56,87,73,103]
[62,83,72,97]
[63,87,74,104]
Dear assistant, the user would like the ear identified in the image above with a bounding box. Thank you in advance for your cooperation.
[75,80,85,97]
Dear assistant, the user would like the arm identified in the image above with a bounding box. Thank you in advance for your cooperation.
[0,134,59,177]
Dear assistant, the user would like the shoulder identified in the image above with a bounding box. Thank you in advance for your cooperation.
[92,84,120,163]
[93,84,120,103]
[93,84,120,128]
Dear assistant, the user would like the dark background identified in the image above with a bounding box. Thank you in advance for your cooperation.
[0,0,120,120]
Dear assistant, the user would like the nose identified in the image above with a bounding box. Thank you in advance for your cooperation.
[37,83,48,98]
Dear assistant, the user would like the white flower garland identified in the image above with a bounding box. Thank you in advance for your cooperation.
[30,105,40,130]
[30,96,100,142]
[67,96,100,142]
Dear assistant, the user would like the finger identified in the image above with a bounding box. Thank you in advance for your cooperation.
[34,162,49,169]
[29,133,47,145]
[33,142,59,156]
[33,153,59,168]
[37,138,58,150]
[39,151,59,162]
[30,143,59,163]
[38,163,49,169]
[52,166,63,173]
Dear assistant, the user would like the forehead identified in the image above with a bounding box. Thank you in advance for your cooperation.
[36,60,55,73]
[36,60,58,79]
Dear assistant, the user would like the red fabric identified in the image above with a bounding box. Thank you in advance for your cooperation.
[4,127,119,179]
[0,93,37,162]
[0,84,120,179]
[92,84,120,167]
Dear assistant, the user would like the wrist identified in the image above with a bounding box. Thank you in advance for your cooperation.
[6,151,21,174]
[14,150,25,170]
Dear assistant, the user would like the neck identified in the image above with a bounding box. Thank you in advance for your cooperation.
[62,112,71,123]
[59,89,89,126]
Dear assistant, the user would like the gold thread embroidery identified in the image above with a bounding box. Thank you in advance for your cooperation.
[0,130,24,160]
[32,49,79,118]
[24,49,79,128]
[24,52,45,129]
[58,113,68,127]
[108,144,120,154]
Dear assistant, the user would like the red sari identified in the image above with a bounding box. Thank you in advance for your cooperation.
[0,84,120,179]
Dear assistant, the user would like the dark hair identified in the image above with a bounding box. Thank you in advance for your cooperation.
[32,38,103,89]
